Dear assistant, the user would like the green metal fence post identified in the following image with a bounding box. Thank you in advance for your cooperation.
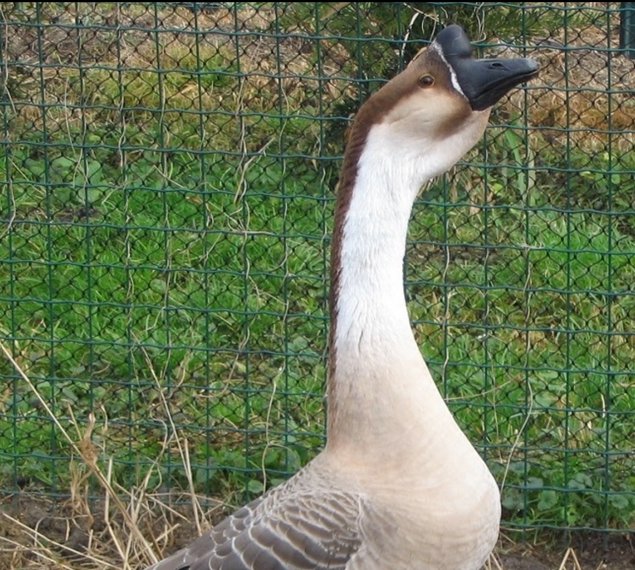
[620,2,635,57]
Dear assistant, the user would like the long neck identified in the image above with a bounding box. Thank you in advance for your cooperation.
[326,123,450,455]
[332,127,425,361]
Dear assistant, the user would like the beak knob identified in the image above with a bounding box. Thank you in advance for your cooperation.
[433,25,540,110]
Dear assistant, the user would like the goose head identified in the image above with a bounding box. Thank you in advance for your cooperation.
[346,24,539,185]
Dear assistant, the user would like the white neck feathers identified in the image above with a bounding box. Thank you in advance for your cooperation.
[325,107,490,456]
[332,115,487,368]
[334,125,426,361]
[326,124,449,454]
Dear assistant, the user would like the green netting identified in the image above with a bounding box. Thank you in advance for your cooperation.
[0,2,633,536]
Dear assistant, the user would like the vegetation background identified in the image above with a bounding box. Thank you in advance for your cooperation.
[0,2,633,568]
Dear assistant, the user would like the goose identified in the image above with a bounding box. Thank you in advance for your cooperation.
[146,24,539,570]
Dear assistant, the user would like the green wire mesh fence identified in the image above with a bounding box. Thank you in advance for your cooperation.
[0,2,633,537]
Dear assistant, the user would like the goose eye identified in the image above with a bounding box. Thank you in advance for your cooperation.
[418,75,434,88]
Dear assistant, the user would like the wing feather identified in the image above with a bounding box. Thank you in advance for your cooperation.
[148,472,363,570]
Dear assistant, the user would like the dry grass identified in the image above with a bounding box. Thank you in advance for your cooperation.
[2,2,355,140]
[2,341,633,569]
[0,339,231,569]
[4,2,632,154]
[494,21,634,158]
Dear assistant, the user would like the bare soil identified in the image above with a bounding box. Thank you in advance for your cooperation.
[497,532,634,570]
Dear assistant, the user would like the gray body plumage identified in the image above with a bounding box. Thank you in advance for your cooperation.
[148,456,366,570]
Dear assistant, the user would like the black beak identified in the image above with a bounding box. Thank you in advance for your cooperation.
[434,25,540,111]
